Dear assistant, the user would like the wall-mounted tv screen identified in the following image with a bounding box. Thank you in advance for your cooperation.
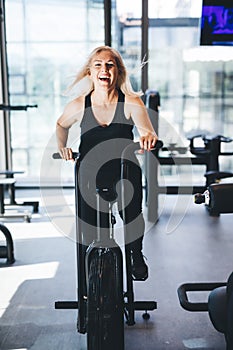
[200,0,233,45]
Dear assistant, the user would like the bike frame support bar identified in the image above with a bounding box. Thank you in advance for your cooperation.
[55,301,79,309]
[125,301,157,311]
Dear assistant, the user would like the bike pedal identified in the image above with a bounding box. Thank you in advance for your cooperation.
[132,274,148,282]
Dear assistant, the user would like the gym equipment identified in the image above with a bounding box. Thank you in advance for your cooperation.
[158,134,233,194]
[0,103,39,220]
[189,134,233,187]
[144,90,233,222]
[194,182,233,216]
[0,171,39,222]
[145,90,233,194]
[178,272,233,350]
[0,223,15,264]
[178,182,233,349]
[53,140,163,349]
[0,104,38,111]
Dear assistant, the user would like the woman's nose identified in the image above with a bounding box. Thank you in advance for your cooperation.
[101,65,108,72]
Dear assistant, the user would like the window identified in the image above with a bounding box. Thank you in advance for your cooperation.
[5,0,233,184]
[5,0,105,183]
[146,0,233,173]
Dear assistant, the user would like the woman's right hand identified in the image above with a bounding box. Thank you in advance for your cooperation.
[59,147,74,161]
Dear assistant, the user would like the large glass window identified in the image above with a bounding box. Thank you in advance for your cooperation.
[5,0,105,183]
[114,0,142,92]
[146,0,233,174]
[116,0,233,182]
[5,0,233,184]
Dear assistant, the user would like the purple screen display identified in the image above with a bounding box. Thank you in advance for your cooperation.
[200,4,233,45]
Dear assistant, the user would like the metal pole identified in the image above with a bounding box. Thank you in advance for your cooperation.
[0,0,12,170]
[104,0,111,46]
[141,0,148,93]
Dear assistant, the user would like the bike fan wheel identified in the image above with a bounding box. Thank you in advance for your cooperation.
[87,247,124,350]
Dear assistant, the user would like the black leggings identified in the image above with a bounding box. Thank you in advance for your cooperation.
[77,157,145,246]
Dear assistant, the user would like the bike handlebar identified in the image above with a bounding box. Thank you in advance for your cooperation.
[52,140,163,161]
[0,104,38,111]
[121,140,163,160]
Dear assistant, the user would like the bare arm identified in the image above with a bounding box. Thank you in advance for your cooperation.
[125,95,158,151]
[56,97,84,160]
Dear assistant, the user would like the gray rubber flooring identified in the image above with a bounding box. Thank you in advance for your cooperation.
[0,189,232,349]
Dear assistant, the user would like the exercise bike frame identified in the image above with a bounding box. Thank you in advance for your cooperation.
[53,140,163,349]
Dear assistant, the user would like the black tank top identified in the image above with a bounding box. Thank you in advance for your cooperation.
[79,90,134,185]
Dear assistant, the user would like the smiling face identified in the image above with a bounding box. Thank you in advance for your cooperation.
[88,50,118,91]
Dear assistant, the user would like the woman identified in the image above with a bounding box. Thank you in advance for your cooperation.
[56,46,158,280]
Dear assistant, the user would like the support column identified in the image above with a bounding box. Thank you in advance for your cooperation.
[0,0,11,171]
[104,0,111,46]
[141,0,148,93]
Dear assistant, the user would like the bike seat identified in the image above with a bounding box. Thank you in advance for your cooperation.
[205,170,233,181]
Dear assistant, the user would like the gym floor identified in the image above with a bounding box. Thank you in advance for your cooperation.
[0,188,232,350]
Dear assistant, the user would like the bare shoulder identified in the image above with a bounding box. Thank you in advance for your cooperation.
[125,94,144,107]
[63,96,85,120]
[124,94,146,119]
[57,96,85,128]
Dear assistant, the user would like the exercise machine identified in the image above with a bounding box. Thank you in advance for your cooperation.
[188,134,233,187]
[0,103,39,221]
[194,181,233,216]
[178,182,233,349]
[178,272,233,350]
[0,223,15,264]
[53,140,163,349]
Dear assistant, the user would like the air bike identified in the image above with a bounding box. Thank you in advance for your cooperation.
[53,140,163,350]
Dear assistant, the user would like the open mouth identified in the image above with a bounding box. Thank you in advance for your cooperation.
[99,77,110,82]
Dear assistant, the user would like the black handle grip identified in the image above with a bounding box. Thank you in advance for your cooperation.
[52,153,61,159]
[153,139,164,150]
[52,152,80,160]
[121,140,163,160]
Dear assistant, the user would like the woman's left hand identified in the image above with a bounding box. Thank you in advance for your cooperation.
[139,134,158,152]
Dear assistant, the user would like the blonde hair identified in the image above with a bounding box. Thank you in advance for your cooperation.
[65,46,143,98]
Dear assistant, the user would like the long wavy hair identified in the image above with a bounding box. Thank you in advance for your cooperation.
[65,46,143,98]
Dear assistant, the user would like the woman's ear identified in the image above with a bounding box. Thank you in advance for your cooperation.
[87,72,92,81]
